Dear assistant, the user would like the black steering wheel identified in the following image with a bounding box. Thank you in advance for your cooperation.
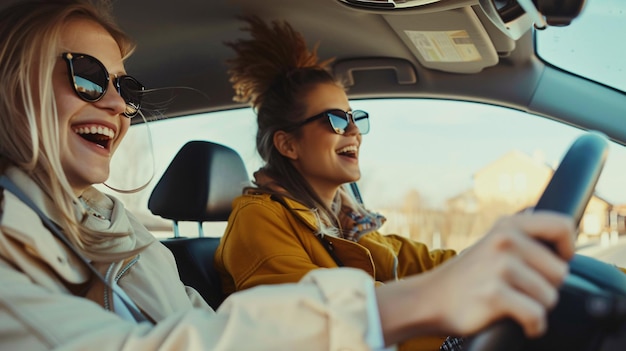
[464,132,626,351]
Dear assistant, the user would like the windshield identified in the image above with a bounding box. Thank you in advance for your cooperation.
[536,0,626,93]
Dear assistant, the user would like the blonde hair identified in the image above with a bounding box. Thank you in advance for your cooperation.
[0,0,137,261]
[226,16,344,234]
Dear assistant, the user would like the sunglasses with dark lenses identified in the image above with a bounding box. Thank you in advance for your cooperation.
[62,52,145,118]
[295,109,370,135]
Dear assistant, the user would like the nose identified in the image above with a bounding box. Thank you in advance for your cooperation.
[344,113,361,135]
[94,75,127,116]
[344,114,361,135]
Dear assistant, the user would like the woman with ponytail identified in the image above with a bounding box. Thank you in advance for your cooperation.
[215,16,576,351]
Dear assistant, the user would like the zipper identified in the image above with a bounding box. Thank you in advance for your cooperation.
[103,255,140,311]
[115,255,140,282]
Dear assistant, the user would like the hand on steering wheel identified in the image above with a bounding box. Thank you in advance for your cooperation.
[462,132,626,351]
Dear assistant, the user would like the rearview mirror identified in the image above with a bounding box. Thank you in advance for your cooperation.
[493,0,587,29]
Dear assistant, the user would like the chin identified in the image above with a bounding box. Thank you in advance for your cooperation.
[341,174,361,184]
[80,170,110,187]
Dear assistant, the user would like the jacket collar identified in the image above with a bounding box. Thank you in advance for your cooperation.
[251,168,385,240]
[0,167,151,257]
[280,196,321,232]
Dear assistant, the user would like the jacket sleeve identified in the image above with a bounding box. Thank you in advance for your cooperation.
[0,257,377,351]
[216,199,338,293]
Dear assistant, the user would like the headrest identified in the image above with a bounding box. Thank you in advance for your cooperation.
[148,140,250,222]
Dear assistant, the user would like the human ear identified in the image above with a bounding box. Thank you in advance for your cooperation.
[273,130,298,160]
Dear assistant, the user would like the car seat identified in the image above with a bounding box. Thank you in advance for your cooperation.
[148,140,250,310]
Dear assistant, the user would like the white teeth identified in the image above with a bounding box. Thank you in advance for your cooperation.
[337,145,358,154]
[73,125,115,138]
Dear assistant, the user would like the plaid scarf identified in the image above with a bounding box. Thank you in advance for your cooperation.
[252,169,385,241]
[335,185,386,241]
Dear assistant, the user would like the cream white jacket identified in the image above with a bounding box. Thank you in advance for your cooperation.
[0,168,382,351]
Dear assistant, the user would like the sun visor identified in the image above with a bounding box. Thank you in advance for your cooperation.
[336,0,584,74]
[336,0,535,73]
[383,6,500,73]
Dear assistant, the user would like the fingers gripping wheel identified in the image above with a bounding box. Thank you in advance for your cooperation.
[464,132,626,351]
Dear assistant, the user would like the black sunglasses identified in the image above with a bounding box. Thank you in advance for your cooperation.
[294,109,370,135]
[61,52,145,118]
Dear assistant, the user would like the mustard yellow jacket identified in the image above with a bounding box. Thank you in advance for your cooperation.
[216,193,457,295]
[215,193,458,351]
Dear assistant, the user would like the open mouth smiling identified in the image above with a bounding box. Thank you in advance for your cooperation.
[336,145,358,159]
[72,123,115,149]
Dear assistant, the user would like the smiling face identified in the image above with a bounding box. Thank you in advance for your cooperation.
[53,19,130,195]
[281,82,362,204]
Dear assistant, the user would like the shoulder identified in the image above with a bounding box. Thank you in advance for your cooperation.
[228,193,320,233]
[232,193,315,222]
[228,194,290,228]
[231,193,287,215]
[0,188,91,284]
[233,192,275,207]
[0,187,50,244]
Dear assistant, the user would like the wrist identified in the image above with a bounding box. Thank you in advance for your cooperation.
[376,271,444,345]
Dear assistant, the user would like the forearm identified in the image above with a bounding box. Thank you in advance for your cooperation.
[219,269,376,350]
